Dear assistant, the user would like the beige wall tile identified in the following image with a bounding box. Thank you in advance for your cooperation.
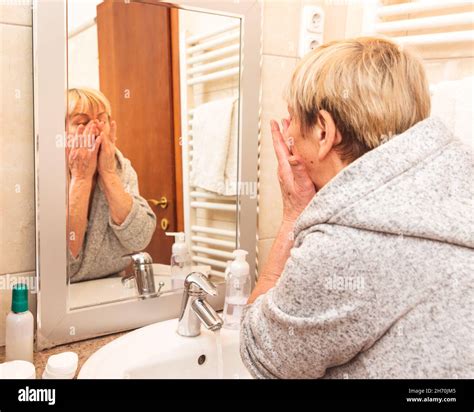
[0,23,35,275]
[263,0,302,57]
[321,3,348,42]
[343,3,364,39]
[258,54,297,240]
[0,272,37,346]
[0,2,32,26]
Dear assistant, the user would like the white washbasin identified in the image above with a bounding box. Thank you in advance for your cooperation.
[78,317,252,379]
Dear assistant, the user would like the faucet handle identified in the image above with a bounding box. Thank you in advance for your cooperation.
[122,252,153,265]
[184,272,217,296]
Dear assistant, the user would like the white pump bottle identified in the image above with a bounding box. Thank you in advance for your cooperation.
[223,249,251,330]
[166,232,192,289]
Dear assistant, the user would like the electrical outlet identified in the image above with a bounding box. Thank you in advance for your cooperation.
[299,6,325,57]
[299,34,324,57]
[306,6,324,33]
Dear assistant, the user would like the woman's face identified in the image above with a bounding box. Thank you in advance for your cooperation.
[68,102,110,137]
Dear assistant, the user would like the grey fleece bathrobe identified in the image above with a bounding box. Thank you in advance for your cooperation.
[240,116,473,379]
[69,149,156,283]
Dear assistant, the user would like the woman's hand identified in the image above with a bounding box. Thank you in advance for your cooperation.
[271,119,316,223]
[67,120,102,181]
[97,120,117,177]
[96,120,133,225]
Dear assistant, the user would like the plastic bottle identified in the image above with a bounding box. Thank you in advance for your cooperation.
[166,232,192,289]
[5,283,34,363]
[42,352,79,379]
[223,249,251,330]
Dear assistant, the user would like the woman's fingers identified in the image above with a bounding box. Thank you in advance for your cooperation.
[281,118,294,155]
[271,120,294,190]
[288,154,309,180]
[289,155,316,197]
[281,118,290,136]
[82,120,94,139]
[271,120,291,164]
[93,133,103,154]
[83,120,98,149]
[75,124,85,137]
[110,120,117,143]
[73,125,85,148]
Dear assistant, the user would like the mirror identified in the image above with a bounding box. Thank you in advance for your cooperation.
[66,0,241,309]
[34,0,259,349]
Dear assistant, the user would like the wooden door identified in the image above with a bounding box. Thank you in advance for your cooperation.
[97,0,179,264]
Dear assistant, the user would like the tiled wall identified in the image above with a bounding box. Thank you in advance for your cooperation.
[0,2,36,346]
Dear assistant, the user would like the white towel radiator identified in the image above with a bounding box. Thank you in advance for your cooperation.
[179,21,241,278]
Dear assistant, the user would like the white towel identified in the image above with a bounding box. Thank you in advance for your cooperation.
[430,76,474,148]
[224,98,239,195]
[190,97,238,195]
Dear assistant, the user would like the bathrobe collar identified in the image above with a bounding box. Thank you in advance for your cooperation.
[294,116,472,248]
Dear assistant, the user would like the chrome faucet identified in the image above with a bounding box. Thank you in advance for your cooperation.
[122,252,158,298]
[177,272,223,337]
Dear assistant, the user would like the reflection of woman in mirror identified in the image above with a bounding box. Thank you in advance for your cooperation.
[66,88,156,282]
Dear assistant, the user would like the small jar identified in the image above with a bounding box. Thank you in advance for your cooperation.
[42,352,78,379]
[0,360,36,379]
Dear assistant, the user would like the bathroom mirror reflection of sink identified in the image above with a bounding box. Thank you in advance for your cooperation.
[68,263,220,309]
[78,318,251,379]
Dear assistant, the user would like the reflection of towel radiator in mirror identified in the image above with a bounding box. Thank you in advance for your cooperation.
[179,21,241,278]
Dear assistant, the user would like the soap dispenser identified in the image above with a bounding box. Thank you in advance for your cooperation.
[166,232,192,289]
[5,283,34,363]
[223,249,251,330]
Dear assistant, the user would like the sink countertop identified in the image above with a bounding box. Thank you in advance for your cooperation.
[0,331,127,379]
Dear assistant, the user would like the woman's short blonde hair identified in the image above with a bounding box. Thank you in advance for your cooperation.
[67,87,112,119]
[286,37,431,161]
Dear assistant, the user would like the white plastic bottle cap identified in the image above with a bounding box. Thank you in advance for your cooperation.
[43,352,78,379]
[165,232,186,243]
[166,232,189,262]
[230,249,249,277]
[0,360,36,379]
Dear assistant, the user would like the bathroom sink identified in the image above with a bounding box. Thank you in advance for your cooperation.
[78,318,252,379]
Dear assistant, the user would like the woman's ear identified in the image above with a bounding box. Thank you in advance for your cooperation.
[314,110,341,161]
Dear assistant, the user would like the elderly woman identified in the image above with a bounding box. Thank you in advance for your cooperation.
[240,37,473,378]
[66,88,156,283]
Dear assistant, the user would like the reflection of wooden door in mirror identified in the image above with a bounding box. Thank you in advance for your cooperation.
[97,0,181,264]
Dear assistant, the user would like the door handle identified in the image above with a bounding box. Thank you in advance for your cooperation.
[148,196,168,209]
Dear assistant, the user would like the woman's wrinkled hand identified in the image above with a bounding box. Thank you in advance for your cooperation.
[271,118,316,223]
[67,120,102,181]
[97,120,117,177]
